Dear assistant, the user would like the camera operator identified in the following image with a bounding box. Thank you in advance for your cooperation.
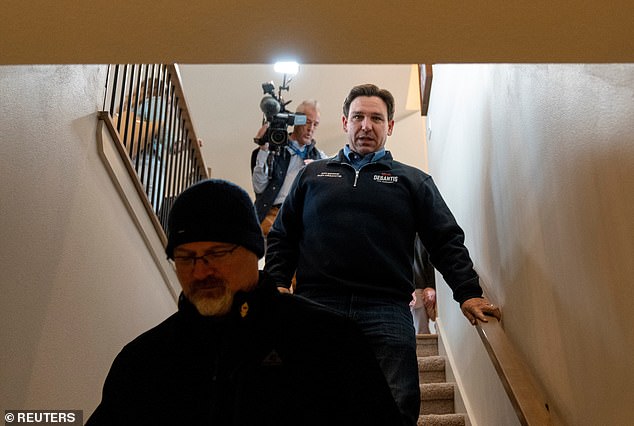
[252,100,328,236]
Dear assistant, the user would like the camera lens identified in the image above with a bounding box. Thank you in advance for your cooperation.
[270,129,287,145]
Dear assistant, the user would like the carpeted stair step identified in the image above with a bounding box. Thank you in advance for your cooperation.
[417,413,466,426]
[418,355,446,383]
[416,333,469,424]
[420,382,455,415]
[417,334,439,357]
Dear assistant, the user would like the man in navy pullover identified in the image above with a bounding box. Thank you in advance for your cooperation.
[265,84,502,425]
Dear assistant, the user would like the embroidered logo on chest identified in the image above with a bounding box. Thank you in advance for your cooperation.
[317,172,343,178]
[373,173,399,184]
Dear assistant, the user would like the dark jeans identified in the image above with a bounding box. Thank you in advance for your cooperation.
[298,290,420,426]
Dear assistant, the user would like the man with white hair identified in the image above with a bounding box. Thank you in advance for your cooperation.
[252,100,328,236]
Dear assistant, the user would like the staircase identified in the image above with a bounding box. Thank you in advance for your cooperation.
[417,334,467,426]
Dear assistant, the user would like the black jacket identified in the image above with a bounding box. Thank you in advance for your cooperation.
[266,149,482,304]
[87,274,401,425]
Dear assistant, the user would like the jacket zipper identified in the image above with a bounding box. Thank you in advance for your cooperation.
[332,155,390,187]
[342,163,369,188]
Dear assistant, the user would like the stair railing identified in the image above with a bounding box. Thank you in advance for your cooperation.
[473,292,554,426]
[99,64,210,244]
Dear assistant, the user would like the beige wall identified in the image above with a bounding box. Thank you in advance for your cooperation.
[428,64,634,426]
[0,65,178,417]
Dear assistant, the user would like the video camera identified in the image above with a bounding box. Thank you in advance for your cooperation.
[256,79,306,149]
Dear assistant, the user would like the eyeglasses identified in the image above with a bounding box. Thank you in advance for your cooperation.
[173,245,239,270]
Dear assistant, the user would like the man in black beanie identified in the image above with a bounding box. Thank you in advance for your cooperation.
[87,179,402,426]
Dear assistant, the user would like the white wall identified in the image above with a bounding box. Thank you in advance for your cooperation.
[428,64,634,426]
[0,66,178,418]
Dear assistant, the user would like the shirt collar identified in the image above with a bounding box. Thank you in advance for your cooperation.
[344,145,386,167]
[286,139,308,158]
[288,139,304,151]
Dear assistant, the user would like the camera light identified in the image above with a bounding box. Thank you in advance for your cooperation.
[274,61,299,75]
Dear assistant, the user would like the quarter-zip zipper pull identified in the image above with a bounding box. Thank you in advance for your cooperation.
[353,169,360,187]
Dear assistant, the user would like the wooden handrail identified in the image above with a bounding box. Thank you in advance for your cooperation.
[475,306,553,425]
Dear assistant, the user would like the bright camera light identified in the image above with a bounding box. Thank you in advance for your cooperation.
[274,61,299,75]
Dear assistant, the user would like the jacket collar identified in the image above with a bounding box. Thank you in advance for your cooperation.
[177,272,277,325]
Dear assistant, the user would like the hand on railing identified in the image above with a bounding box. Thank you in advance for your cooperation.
[461,297,501,325]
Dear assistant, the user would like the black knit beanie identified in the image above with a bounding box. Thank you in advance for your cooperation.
[165,179,265,259]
